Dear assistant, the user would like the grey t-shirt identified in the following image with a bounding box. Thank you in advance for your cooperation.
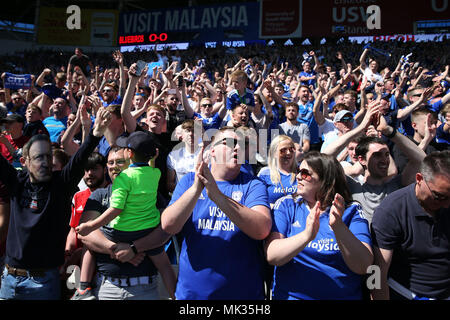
[347,174,403,225]
[278,122,310,146]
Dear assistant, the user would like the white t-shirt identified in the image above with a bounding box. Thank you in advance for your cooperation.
[363,67,383,84]
[167,145,201,184]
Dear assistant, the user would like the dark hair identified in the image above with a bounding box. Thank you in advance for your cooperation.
[303,151,352,209]
[52,148,70,168]
[355,136,387,159]
[420,150,450,180]
[86,152,106,170]
[286,102,299,111]
[23,134,51,159]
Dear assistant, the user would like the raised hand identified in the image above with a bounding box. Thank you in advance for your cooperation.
[329,193,345,228]
[92,107,112,137]
[304,201,321,242]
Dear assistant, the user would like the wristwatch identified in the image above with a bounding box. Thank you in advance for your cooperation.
[129,242,138,255]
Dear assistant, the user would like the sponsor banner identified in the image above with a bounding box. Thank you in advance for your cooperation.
[301,0,449,37]
[3,72,32,90]
[37,7,118,46]
[259,0,302,38]
[117,2,259,44]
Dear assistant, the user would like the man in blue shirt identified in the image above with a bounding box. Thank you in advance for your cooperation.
[43,97,69,143]
[160,127,272,299]
[297,85,321,150]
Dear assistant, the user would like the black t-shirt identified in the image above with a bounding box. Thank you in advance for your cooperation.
[84,184,162,277]
[2,133,101,269]
[371,183,450,299]
[22,120,50,138]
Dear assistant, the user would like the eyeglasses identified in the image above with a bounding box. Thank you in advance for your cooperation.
[102,89,114,93]
[423,179,449,201]
[202,104,213,107]
[297,168,313,181]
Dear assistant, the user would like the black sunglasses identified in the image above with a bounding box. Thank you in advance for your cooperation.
[202,104,213,107]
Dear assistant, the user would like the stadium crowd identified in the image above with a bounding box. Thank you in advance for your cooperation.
[0,37,449,300]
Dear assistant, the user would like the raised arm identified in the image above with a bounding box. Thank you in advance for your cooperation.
[312,90,325,126]
[397,87,433,121]
[120,63,141,133]
[322,101,380,158]
[176,76,194,119]
[359,48,370,70]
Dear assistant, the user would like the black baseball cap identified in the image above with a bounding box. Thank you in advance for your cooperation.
[116,131,157,160]
[0,113,25,124]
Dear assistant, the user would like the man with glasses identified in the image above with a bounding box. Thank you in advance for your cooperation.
[159,127,271,299]
[100,82,122,108]
[0,108,111,300]
[371,150,450,300]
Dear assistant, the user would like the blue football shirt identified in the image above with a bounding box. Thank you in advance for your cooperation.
[271,195,371,300]
[169,171,270,300]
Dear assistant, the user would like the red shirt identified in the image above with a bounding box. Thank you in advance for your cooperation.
[0,134,29,162]
[70,188,92,229]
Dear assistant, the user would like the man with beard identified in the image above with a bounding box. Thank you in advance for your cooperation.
[0,108,111,300]
[164,93,186,135]
[278,102,310,159]
[64,152,108,268]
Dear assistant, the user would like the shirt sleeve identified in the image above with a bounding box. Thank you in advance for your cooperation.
[243,177,270,209]
[271,197,293,236]
[370,202,403,250]
[347,203,372,246]
[168,172,194,206]
[110,173,130,210]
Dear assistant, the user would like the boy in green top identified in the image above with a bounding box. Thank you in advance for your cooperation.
[75,131,176,299]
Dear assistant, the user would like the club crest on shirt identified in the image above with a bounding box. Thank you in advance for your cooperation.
[30,199,38,210]
[231,191,243,202]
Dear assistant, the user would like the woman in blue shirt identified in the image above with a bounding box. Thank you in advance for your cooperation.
[258,135,298,208]
[265,152,373,300]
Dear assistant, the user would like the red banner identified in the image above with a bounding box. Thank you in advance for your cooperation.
[301,0,449,37]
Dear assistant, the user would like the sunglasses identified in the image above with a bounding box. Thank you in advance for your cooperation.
[297,168,313,181]
[423,179,449,201]
[339,116,353,123]
[202,104,213,107]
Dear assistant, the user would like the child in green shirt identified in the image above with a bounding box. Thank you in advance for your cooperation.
[74,131,176,300]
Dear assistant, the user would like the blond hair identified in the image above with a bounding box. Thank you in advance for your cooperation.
[267,135,297,185]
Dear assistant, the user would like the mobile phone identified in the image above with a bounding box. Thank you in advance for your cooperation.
[168,89,176,95]
[135,60,147,76]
